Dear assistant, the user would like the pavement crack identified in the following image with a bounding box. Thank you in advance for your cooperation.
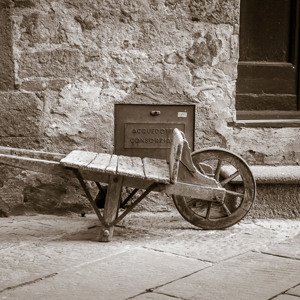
[0,273,58,293]
[257,250,300,261]
[144,265,212,293]
[149,291,184,299]
[142,246,214,263]
[126,290,183,299]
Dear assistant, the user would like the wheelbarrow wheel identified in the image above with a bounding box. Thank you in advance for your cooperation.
[173,148,256,230]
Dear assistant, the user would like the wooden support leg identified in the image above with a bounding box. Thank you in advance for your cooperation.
[99,175,123,242]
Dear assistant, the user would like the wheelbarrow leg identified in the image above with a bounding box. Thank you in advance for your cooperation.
[99,175,123,242]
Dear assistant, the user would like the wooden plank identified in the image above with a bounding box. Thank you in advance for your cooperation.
[237,63,297,95]
[237,110,300,120]
[79,170,110,184]
[158,182,226,201]
[83,153,112,173]
[238,62,296,79]
[233,119,300,128]
[169,128,184,183]
[0,146,65,162]
[236,94,297,111]
[143,157,170,184]
[116,175,225,200]
[105,154,118,175]
[99,175,123,242]
[60,150,97,169]
[177,140,219,187]
[117,155,145,179]
[239,0,292,61]
[0,154,72,177]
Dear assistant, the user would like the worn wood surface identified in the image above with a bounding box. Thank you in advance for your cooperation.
[178,140,219,187]
[143,157,170,184]
[117,155,145,179]
[237,110,300,120]
[0,146,65,161]
[61,151,170,183]
[105,155,118,174]
[161,183,226,200]
[99,175,123,242]
[0,153,72,177]
[60,150,97,168]
[86,153,112,173]
[169,128,184,183]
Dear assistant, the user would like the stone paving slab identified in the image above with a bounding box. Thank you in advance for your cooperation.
[0,248,210,300]
[287,284,300,297]
[262,234,300,260]
[132,218,300,263]
[132,293,177,299]
[155,251,300,300]
[0,213,300,300]
[272,295,300,300]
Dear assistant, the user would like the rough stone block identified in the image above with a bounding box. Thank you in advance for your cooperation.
[13,0,35,8]
[18,49,84,79]
[0,92,43,137]
[189,0,239,24]
[21,79,68,92]
[19,11,68,46]
[0,0,11,9]
[0,8,14,90]
[22,181,89,215]
[21,80,46,91]
[249,184,300,218]
[0,197,10,217]
[0,137,45,149]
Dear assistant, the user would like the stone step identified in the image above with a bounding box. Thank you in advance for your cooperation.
[222,165,300,218]
[249,165,300,184]
[222,165,300,185]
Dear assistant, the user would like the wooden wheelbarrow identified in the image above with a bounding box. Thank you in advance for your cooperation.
[0,129,256,241]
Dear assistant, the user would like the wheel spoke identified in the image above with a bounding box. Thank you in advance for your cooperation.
[220,170,240,186]
[187,198,198,207]
[214,159,222,181]
[222,203,232,216]
[197,163,206,175]
[206,202,212,219]
[226,190,245,198]
[173,148,256,230]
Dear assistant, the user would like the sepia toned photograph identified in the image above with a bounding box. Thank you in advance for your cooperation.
[0,0,299,299]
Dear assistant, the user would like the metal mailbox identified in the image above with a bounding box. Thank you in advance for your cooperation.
[114,104,195,160]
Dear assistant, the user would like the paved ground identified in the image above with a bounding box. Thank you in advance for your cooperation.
[0,212,300,300]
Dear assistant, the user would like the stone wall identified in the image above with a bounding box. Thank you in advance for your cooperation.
[0,0,299,216]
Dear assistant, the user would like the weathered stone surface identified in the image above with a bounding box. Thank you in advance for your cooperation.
[264,234,300,260]
[0,197,9,217]
[231,127,300,165]
[21,79,68,91]
[0,0,298,214]
[249,184,300,218]
[0,214,299,299]
[0,8,14,90]
[156,252,300,300]
[189,0,240,25]
[18,49,84,79]
[286,284,300,297]
[0,246,210,299]
[187,33,222,66]
[0,137,45,149]
[0,1,12,9]
[0,92,43,137]
[13,0,35,8]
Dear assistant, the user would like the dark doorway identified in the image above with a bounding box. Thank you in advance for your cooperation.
[236,0,300,120]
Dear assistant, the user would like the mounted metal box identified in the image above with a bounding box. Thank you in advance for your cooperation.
[114,104,195,160]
